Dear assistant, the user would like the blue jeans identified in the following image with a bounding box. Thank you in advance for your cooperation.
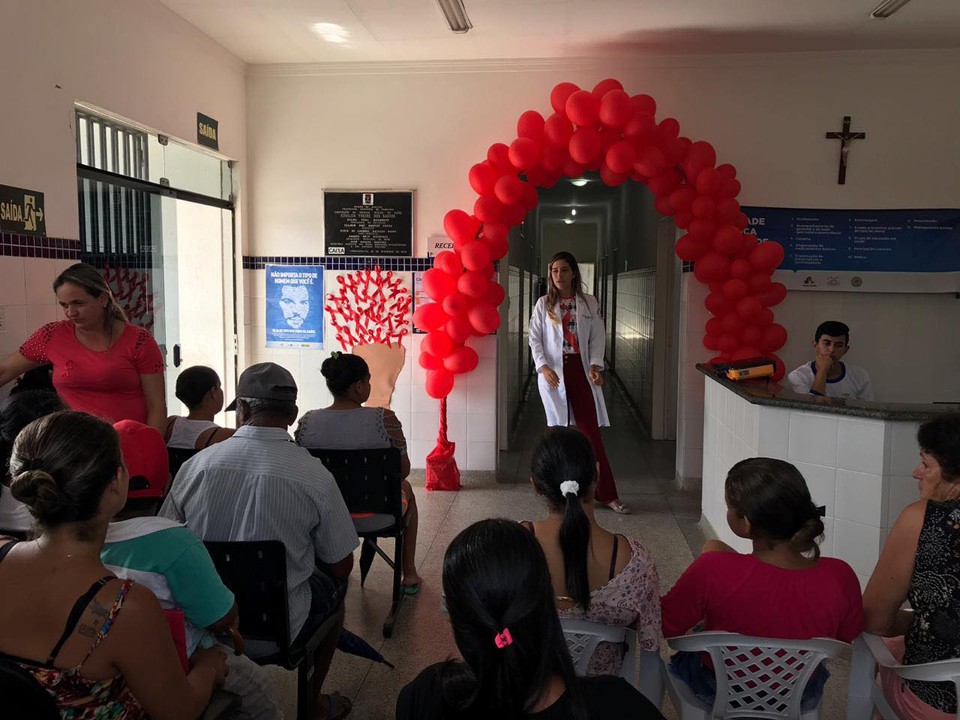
[669,650,830,713]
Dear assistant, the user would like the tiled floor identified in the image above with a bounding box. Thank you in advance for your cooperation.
[261,381,851,719]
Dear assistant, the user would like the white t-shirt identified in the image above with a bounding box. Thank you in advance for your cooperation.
[787,361,873,400]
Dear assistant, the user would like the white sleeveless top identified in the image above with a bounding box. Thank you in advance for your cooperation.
[167,417,220,449]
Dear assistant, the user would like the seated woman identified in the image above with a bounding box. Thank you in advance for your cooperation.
[396,518,664,720]
[0,410,226,718]
[661,457,863,711]
[0,390,66,535]
[164,366,235,449]
[864,413,960,720]
[522,427,661,676]
[296,351,421,592]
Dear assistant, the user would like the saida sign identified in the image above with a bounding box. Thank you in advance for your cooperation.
[0,184,46,236]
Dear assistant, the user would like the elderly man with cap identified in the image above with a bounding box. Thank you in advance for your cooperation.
[160,363,360,720]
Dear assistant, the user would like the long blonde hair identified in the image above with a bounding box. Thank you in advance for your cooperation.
[53,263,127,331]
[545,251,586,325]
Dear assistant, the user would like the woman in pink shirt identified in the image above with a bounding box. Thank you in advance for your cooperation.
[661,457,863,711]
[0,263,166,431]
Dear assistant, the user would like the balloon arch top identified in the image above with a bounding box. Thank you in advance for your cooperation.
[413,78,788,400]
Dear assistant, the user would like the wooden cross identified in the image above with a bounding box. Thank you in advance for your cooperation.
[825,116,866,185]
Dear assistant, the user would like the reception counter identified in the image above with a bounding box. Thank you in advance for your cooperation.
[698,364,960,588]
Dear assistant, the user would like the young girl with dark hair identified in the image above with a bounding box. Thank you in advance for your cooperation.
[0,411,226,718]
[397,519,663,720]
[523,427,661,676]
[529,251,627,514]
[296,351,422,592]
[661,457,863,710]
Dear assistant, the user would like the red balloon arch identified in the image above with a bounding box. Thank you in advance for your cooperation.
[413,78,788,400]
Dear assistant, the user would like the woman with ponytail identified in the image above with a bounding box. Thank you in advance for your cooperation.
[522,428,661,676]
[661,457,863,711]
[396,519,663,720]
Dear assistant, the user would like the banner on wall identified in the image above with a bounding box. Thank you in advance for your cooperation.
[265,264,324,348]
[411,272,432,334]
[742,206,960,293]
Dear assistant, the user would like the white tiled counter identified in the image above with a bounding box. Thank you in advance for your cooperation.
[699,366,958,588]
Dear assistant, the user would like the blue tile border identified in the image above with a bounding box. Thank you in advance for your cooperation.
[242,255,435,271]
[0,233,81,260]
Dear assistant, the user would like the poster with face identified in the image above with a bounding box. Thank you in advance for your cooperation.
[266,264,324,348]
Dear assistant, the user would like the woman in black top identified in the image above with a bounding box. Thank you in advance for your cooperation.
[396,518,664,720]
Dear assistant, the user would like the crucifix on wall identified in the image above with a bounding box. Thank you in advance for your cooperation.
[825,116,866,185]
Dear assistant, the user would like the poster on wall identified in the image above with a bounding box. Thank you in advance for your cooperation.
[427,234,453,257]
[411,271,432,334]
[265,264,324,348]
[742,206,960,293]
[323,190,413,257]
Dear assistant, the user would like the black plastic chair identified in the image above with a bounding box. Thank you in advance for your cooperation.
[0,658,59,720]
[203,540,338,720]
[308,447,405,638]
[167,447,201,481]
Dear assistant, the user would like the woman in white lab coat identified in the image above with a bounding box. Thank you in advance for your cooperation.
[529,252,627,513]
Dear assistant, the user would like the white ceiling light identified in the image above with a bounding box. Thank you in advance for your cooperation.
[311,22,350,43]
[571,208,577,216]
[437,0,472,33]
[563,218,574,224]
[870,0,914,19]
[570,178,589,187]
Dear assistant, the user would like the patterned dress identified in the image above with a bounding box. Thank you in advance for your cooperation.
[904,499,960,714]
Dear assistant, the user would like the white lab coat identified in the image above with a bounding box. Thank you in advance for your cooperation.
[528,293,610,428]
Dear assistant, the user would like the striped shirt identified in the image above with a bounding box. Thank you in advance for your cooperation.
[158,425,360,641]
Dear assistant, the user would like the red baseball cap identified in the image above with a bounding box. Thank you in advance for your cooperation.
[114,420,170,499]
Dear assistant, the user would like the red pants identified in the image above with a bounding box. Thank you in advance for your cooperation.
[562,354,619,504]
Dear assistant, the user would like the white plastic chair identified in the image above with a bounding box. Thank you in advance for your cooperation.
[847,633,960,720]
[560,617,664,707]
[662,632,848,719]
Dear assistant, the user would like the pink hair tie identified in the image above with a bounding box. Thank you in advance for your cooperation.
[494,628,513,649]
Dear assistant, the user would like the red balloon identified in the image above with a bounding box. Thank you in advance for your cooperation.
[565,90,599,126]
[422,331,454,358]
[722,312,745,334]
[769,353,786,382]
[734,212,750,230]
[657,117,680,141]
[487,143,515,173]
[718,333,739,355]
[485,282,506,307]
[425,369,455,399]
[474,196,504,224]
[468,303,500,335]
[508,137,542,171]
[484,235,509,261]
[444,345,479,374]
[703,334,721,351]
[592,78,624,98]
[705,317,724,337]
[704,292,730,316]
[458,270,490,298]
[732,346,761,361]
[634,145,666,176]
[675,234,708,262]
[757,308,775,326]
[600,164,629,187]
[413,302,449,332]
[422,268,457,301]
[460,240,492,272]
[692,195,716,221]
[716,197,741,223]
[758,282,787,307]
[434,250,463,277]
[482,221,507,245]
[748,272,773,293]
[419,351,444,371]
[550,82,580,114]
[669,187,697,213]
[729,258,752,280]
[688,218,717,241]
[517,110,545,140]
[605,140,636,174]
[562,156,586,178]
[501,202,527,227]
[713,225,743,255]
[647,168,681,197]
[654,194,673,216]
[674,211,694,230]
[717,163,737,180]
[623,111,657,145]
[541,144,565,172]
[694,253,731,283]
[494,175,525,206]
[443,209,480,246]
[741,326,763,347]
[718,177,742,198]
[520,182,540,212]
[695,167,721,196]
[469,162,499,196]
[599,90,633,128]
[740,234,760,257]
[722,278,749,301]
[569,127,602,164]
[736,296,762,318]
[683,140,717,179]
[544,112,574,147]
[442,292,472,317]
[760,323,788,353]
[630,94,657,116]
[446,315,474,343]
[750,241,785,271]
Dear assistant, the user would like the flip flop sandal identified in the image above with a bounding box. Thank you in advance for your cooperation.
[607,501,631,514]
[323,692,352,720]
[403,583,421,596]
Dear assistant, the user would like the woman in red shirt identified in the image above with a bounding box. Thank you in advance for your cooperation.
[0,263,166,431]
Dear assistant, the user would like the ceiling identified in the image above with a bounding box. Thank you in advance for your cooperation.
[159,0,960,65]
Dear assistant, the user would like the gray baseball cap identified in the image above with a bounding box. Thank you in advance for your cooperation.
[225,362,298,411]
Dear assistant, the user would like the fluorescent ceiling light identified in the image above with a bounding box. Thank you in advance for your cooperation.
[437,0,472,33]
[570,178,589,187]
[563,219,574,224]
[870,0,913,18]
[571,208,577,216]
[311,22,350,43]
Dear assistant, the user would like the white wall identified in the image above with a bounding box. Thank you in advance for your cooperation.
[246,49,960,473]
